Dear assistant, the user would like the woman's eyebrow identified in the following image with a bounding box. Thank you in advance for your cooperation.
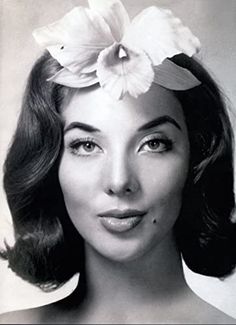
[64,121,101,134]
[138,115,182,132]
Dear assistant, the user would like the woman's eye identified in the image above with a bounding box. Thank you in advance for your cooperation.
[68,139,102,156]
[140,138,173,153]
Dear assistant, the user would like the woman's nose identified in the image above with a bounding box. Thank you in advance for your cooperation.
[103,155,140,197]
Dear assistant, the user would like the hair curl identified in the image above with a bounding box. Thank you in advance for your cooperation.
[1,52,236,290]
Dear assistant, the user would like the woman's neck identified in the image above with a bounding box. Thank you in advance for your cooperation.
[82,233,188,309]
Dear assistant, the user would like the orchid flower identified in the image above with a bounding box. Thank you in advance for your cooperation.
[33,0,201,100]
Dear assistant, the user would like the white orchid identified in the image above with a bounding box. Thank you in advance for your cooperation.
[33,0,201,100]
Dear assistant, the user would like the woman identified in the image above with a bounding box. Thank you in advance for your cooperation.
[0,0,236,323]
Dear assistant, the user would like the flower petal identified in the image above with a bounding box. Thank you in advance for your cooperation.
[46,45,99,74]
[33,7,115,74]
[47,68,98,88]
[97,43,154,100]
[88,0,130,42]
[122,6,200,66]
[153,59,201,90]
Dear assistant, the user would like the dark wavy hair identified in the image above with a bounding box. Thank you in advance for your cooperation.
[1,51,236,290]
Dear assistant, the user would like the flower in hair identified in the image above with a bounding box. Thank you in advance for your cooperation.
[33,0,201,99]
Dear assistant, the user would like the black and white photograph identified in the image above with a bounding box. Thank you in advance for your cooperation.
[0,0,236,323]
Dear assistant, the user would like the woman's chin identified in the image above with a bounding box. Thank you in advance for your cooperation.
[85,236,162,265]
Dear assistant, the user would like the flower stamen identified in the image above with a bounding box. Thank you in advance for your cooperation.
[117,44,129,60]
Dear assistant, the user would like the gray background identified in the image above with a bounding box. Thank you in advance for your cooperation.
[0,0,236,317]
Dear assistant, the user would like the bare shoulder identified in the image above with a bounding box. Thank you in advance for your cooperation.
[1,290,235,324]
[0,303,61,324]
[201,303,236,324]
[0,296,78,324]
[0,305,51,324]
[185,290,236,324]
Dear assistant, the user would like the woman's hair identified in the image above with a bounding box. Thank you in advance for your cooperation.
[1,51,236,290]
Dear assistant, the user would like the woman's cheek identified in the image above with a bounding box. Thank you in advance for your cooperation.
[141,154,189,196]
[58,153,102,205]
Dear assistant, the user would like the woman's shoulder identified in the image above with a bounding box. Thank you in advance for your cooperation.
[184,290,236,324]
[0,306,45,324]
[198,303,236,324]
[0,280,80,324]
[1,291,235,324]
[0,296,77,324]
[0,303,67,324]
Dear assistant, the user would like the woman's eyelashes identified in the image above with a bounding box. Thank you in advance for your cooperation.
[66,134,174,157]
[138,135,173,154]
[67,137,103,156]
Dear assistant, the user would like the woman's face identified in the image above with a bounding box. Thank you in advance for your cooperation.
[59,84,190,262]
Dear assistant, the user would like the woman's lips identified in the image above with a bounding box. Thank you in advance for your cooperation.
[98,209,147,233]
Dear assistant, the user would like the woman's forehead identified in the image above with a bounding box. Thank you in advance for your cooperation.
[60,84,185,130]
